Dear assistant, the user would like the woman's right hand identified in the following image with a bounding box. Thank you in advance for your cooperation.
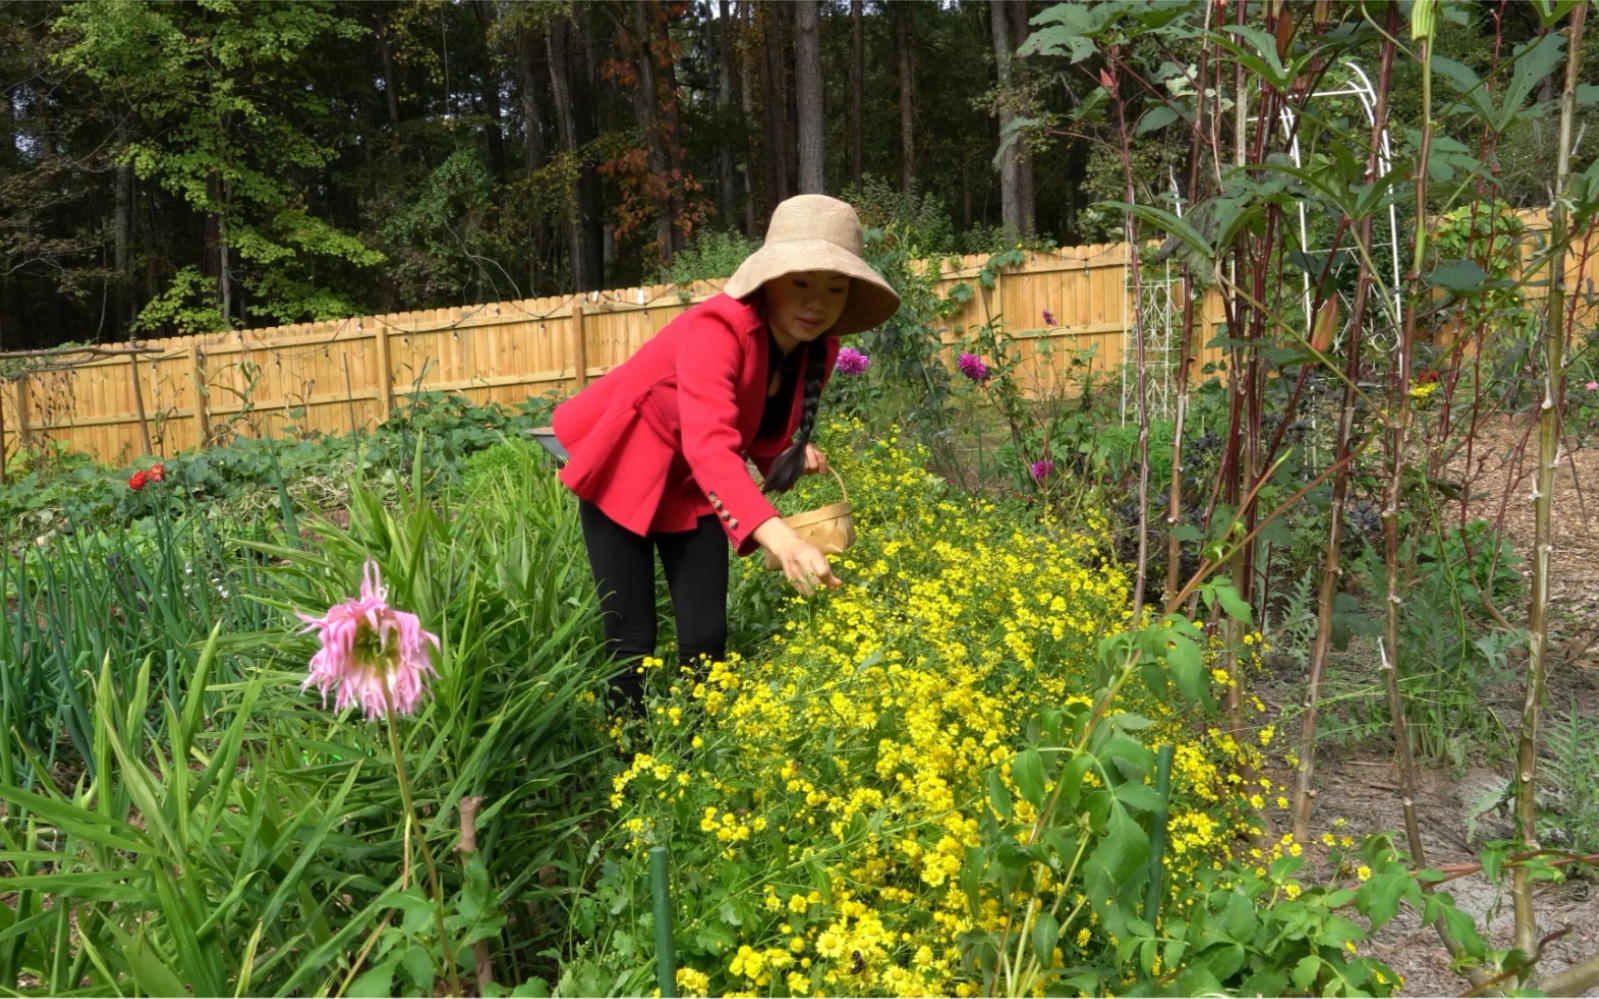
[753,518,842,596]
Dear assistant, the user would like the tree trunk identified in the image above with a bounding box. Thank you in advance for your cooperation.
[794,0,825,194]
[546,14,590,291]
[739,1,759,235]
[759,3,789,207]
[1008,0,1035,238]
[376,12,401,127]
[575,10,605,286]
[471,0,507,183]
[717,0,738,225]
[518,20,550,295]
[629,3,674,264]
[893,1,915,191]
[990,0,1020,232]
[114,126,132,331]
[850,0,863,191]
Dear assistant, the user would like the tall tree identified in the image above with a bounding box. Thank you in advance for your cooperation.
[850,0,864,192]
[989,0,1021,234]
[794,0,825,193]
[546,11,591,291]
[716,0,738,224]
[1006,0,1035,238]
[892,1,915,191]
[759,2,790,207]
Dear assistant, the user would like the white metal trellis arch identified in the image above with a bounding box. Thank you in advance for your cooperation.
[1121,60,1403,424]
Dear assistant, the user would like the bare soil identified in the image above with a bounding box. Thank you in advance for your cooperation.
[1273,415,1599,996]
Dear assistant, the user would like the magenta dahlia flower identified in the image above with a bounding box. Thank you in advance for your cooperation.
[835,347,871,376]
[1031,458,1055,481]
[298,560,440,720]
[1042,309,1056,327]
[958,353,990,382]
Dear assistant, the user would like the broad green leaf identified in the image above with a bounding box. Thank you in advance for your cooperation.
[347,957,400,998]
[1165,634,1208,704]
[1291,955,1322,992]
[1031,912,1060,969]
[1012,749,1047,808]
[1136,105,1181,135]
[1100,201,1214,260]
[986,769,1014,821]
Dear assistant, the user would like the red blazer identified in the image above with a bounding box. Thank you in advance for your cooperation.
[552,293,838,557]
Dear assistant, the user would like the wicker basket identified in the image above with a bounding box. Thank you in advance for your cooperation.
[763,468,856,571]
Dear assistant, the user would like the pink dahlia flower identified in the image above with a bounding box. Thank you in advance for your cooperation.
[835,347,871,376]
[298,560,439,720]
[1031,458,1055,481]
[958,353,990,381]
[1587,381,1598,391]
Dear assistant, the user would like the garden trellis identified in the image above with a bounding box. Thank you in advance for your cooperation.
[1119,61,1406,427]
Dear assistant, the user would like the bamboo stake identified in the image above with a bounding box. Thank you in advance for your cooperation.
[570,304,588,390]
[128,344,153,456]
[191,344,212,447]
[372,319,395,422]
[15,376,32,449]
[1515,0,1585,967]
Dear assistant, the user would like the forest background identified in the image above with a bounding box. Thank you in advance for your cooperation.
[3,0,1593,353]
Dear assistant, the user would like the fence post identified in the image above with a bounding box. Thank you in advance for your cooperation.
[372,319,395,422]
[128,346,153,456]
[190,343,212,447]
[571,304,588,390]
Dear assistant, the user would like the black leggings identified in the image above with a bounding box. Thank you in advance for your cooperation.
[578,500,729,712]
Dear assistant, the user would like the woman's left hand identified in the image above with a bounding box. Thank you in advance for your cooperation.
[803,444,830,476]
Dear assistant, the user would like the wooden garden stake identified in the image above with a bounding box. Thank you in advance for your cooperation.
[342,352,359,436]
[15,376,32,449]
[190,343,212,446]
[571,304,589,390]
[129,343,153,456]
[372,319,395,422]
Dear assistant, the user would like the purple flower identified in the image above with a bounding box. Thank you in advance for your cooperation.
[297,560,440,721]
[835,347,871,376]
[1042,309,1056,327]
[958,353,990,382]
[1031,458,1055,481]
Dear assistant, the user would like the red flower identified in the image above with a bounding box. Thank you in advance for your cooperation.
[128,471,148,491]
[148,463,166,483]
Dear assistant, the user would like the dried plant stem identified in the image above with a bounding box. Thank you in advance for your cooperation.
[383,685,463,997]
[1515,0,1585,967]
[1107,62,1152,621]
[457,796,496,994]
[1293,228,1371,843]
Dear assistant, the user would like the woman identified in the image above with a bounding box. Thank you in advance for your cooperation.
[552,195,900,712]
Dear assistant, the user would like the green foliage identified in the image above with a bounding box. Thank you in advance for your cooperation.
[1540,707,1599,856]
[53,0,381,331]
[654,229,758,287]
[0,437,613,995]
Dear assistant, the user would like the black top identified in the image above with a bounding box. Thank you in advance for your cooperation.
[757,331,804,442]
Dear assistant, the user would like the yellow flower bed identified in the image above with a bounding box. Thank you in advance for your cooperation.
[606,424,1272,998]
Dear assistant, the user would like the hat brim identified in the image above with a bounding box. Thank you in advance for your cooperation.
[723,239,901,337]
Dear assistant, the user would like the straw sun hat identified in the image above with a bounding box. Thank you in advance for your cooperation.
[724,194,901,337]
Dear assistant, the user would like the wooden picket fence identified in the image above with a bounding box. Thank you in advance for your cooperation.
[1,220,1593,468]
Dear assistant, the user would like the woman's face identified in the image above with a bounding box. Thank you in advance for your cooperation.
[763,271,850,353]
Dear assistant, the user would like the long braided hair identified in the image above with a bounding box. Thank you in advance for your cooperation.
[761,339,827,493]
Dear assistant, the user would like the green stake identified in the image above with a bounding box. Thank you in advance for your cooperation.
[650,846,677,998]
[1143,744,1176,924]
